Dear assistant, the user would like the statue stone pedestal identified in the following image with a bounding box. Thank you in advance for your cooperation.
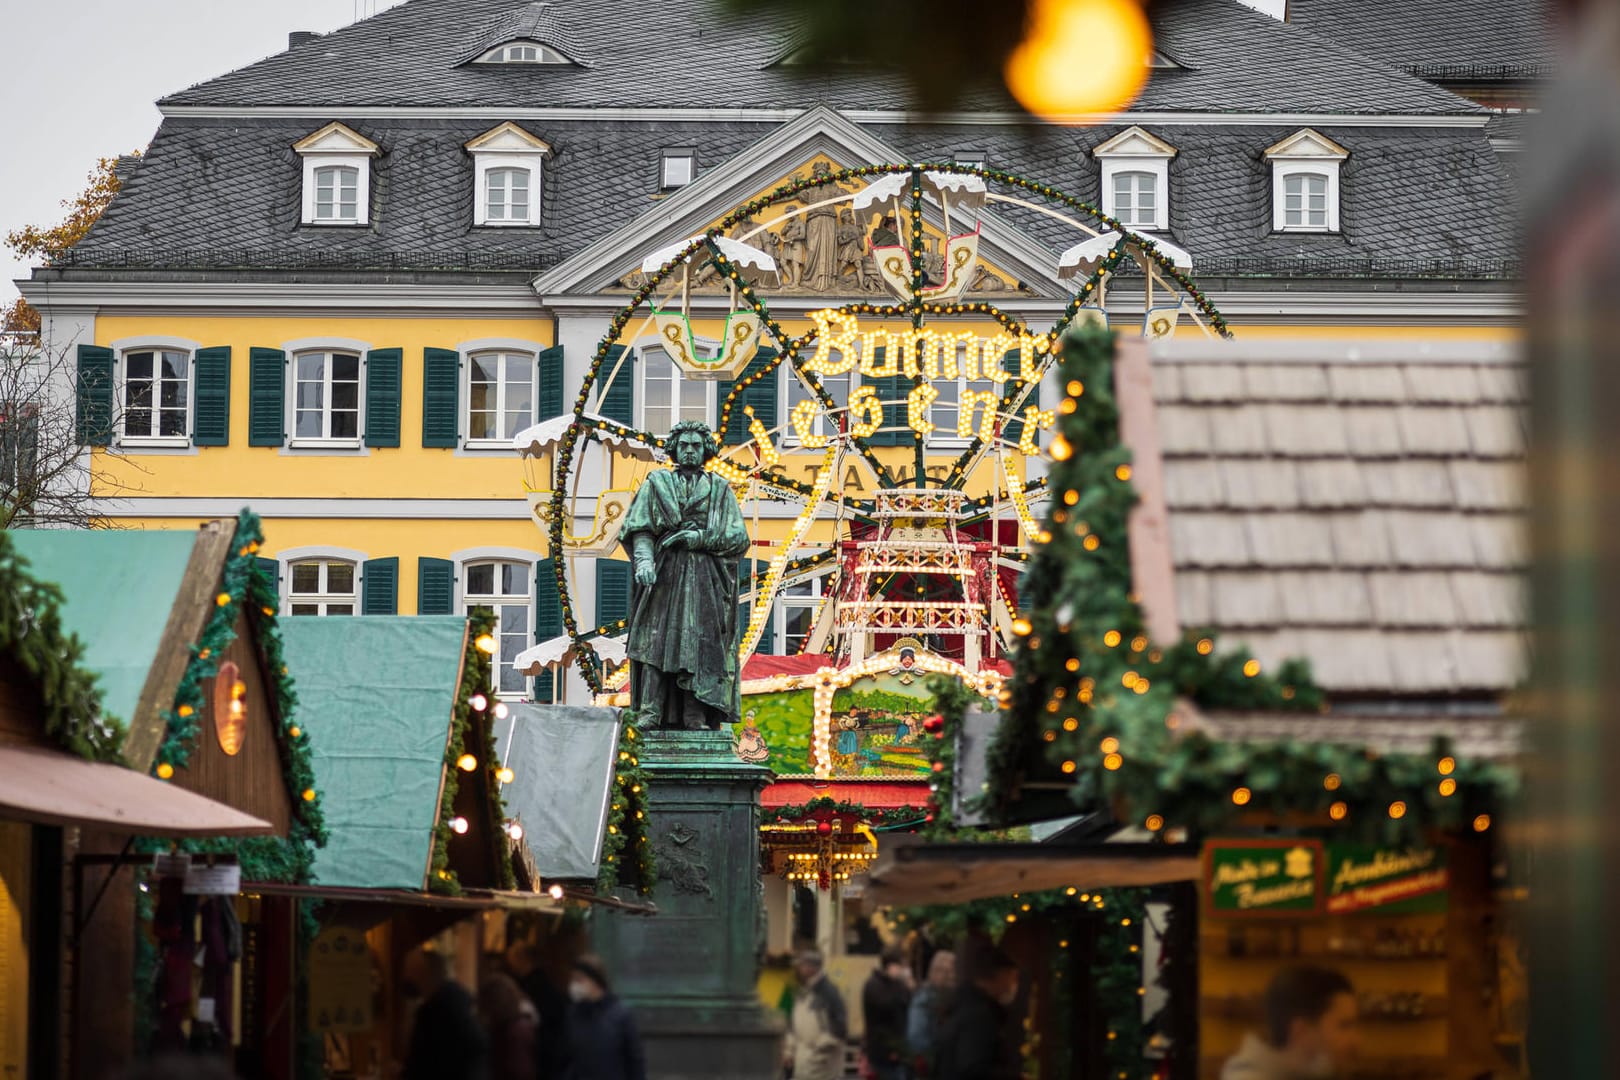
[592,728,783,1080]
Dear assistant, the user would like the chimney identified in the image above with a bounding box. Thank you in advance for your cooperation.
[288,31,319,48]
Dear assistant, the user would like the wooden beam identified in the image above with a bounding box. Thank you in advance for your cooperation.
[1113,337,1181,646]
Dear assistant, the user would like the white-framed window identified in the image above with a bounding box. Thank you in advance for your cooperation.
[292,350,362,445]
[475,40,572,64]
[1094,126,1175,232]
[783,362,851,447]
[777,576,832,656]
[121,348,190,442]
[468,350,535,443]
[954,152,985,171]
[1282,172,1329,230]
[1110,170,1160,231]
[287,558,357,616]
[484,167,533,223]
[295,122,378,226]
[463,559,532,696]
[312,164,359,223]
[660,149,696,189]
[638,344,714,435]
[930,370,999,448]
[1265,128,1348,234]
[467,123,549,227]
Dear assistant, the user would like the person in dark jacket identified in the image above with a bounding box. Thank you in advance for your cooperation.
[401,948,490,1080]
[863,944,915,1080]
[508,941,573,1079]
[934,950,1021,1080]
[564,954,647,1080]
[480,973,540,1080]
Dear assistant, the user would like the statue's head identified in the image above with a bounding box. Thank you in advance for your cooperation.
[812,161,831,179]
[667,419,717,469]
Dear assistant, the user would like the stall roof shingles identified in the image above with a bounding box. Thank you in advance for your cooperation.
[1154,353,1527,697]
[157,0,1481,115]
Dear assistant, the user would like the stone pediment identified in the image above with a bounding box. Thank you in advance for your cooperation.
[530,106,1074,303]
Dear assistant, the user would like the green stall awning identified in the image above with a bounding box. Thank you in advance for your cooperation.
[281,615,469,891]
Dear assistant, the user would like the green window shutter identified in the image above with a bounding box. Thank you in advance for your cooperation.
[738,560,775,654]
[596,559,631,629]
[422,348,460,448]
[721,348,779,445]
[192,346,231,447]
[533,557,564,703]
[863,351,907,447]
[537,345,566,422]
[418,557,455,615]
[247,348,286,447]
[1003,349,1037,445]
[534,558,564,640]
[74,345,114,447]
[596,345,633,425]
[254,557,280,598]
[365,348,403,448]
[361,557,399,614]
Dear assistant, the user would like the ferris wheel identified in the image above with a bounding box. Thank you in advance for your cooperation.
[513,162,1229,697]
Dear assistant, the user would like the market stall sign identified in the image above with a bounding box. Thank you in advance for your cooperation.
[1325,845,1449,915]
[1205,840,1322,915]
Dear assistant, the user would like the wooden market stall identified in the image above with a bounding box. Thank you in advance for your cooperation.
[6,514,324,1080]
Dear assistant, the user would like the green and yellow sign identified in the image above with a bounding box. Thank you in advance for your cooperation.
[1205,840,1450,917]
[1205,840,1323,915]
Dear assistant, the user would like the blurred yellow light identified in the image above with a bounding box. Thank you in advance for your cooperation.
[1243,659,1261,677]
[1324,773,1341,791]
[1061,759,1077,774]
[457,753,478,772]
[1196,638,1213,655]
[156,762,174,780]
[1329,801,1348,821]
[1232,787,1252,806]
[1388,801,1407,819]
[1103,630,1122,648]
[1438,778,1457,797]
[497,766,516,784]
[1004,0,1152,119]
[1049,433,1073,461]
[1473,814,1491,832]
[1438,756,1456,775]
[1100,736,1119,754]
[1144,814,1164,831]
[1102,752,1123,771]
[1115,465,1133,482]
[475,634,498,655]
[1013,618,1033,636]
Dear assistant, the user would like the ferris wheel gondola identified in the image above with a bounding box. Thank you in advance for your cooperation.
[640,234,779,381]
[856,170,988,301]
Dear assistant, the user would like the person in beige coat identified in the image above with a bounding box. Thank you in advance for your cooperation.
[784,951,848,1080]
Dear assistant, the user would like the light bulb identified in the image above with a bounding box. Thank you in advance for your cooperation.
[457,753,478,772]
[494,702,509,720]
[470,693,488,711]
[450,816,469,834]
[497,766,515,784]
[506,821,524,840]
[475,634,498,655]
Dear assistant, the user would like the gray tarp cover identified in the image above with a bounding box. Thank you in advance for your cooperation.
[496,702,621,881]
[281,615,468,891]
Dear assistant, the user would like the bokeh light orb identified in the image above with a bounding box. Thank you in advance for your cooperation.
[1005,0,1153,119]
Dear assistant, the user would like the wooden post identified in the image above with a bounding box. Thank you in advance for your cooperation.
[1112,336,1180,645]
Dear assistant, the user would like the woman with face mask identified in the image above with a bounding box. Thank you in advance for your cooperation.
[562,955,647,1080]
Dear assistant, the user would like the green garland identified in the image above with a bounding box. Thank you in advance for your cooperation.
[760,797,931,828]
[897,885,1155,1080]
[430,609,517,895]
[0,529,126,760]
[951,326,1518,843]
[599,718,656,894]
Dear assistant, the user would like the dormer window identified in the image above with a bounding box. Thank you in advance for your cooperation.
[476,40,571,64]
[294,122,379,227]
[660,149,696,190]
[1093,126,1175,232]
[1265,128,1349,234]
[466,122,551,227]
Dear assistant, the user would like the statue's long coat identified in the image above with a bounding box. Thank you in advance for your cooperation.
[619,468,751,723]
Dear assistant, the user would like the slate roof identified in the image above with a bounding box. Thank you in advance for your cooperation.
[66,116,1519,278]
[1152,343,1527,697]
[1287,0,1556,82]
[157,0,1482,115]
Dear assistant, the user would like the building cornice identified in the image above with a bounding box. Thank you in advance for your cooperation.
[16,279,540,316]
[155,103,1493,129]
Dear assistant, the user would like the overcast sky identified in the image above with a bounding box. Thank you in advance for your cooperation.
[1,0,406,304]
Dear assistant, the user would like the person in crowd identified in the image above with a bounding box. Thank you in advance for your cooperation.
[906,950,956,1069]
[863,944,915,1080]
[564,954,647,1080]
[401,947,490,1080]
[508,940,573,1079]
[480,973,540,1080]
[784,950,848,1080]
[933,949,1021,1080]
[1221,966,1360,1080]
